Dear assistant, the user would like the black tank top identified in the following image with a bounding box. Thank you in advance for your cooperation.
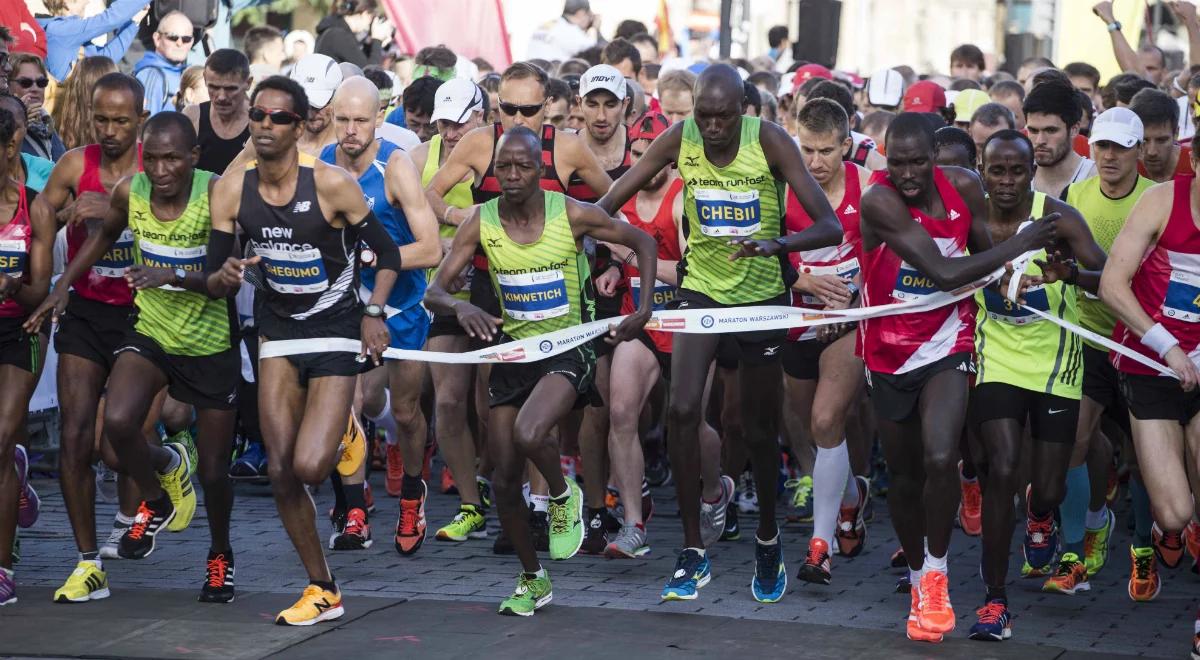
[472,122,565,204]
[566,126,630,203]
[197,102,250,174]
[238,156,359,324]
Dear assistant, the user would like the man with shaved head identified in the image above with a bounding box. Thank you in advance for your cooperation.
[318,76,441,553]
[597,63,843,604]
[426,125,658,617]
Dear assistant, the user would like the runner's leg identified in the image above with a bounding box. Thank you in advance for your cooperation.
[608,339,661,525]
[57,355,108,554]
[669,332,721,548]
[0,363,39,568]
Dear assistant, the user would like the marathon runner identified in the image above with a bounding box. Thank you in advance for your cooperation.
[424,125,658,616]
[1025,80,1095,198]
[968,129,1106,640]
[183,49,251,175]
[597,63,844,603]
[204,75,402,625]
[0,105,55,607]
[318,76,441,553]
[857,112,1056,642]
[28,112,240,601]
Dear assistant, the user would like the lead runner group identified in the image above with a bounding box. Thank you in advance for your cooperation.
[2,0,1200,654]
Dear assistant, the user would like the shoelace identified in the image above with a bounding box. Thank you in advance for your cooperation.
[1027,516,1054,547]
[206,554,229,588]
[345,511,366,536]
[1055,557,1082,579]
[549,503,570,535]
[399,500,419,534]
[1161,531,1184,552]
[784,479,810,508]
[962,481,982,511]
[804,542,828,567]
[975,601,1006,624]
[756,544,780,580]
[127,503,154,541]
[1133,553,1154,580]
[921,573,949,611]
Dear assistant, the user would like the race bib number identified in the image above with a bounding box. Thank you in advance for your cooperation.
[257,246,329,295]
[694,188,761,237]
[0,239,26,277]
[92,229,135,278]
[982,286,1049,324]
[1163,269,1200,323]
[892,263,939,302]
[497,270,569,321]
[630,276,676,312]
[139,239,206,292]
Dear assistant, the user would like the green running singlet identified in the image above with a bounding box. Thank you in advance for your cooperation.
[422,134,474,300]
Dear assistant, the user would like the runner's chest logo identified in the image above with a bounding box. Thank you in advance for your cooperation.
[293,200,312,213]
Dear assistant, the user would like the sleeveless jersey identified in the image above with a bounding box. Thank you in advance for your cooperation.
[0,185,34,318]
[67,143,141,306]
[1066,174,1154,350]
[676,116,787,304]
[785,161,863,341]
[319,140,424,313]
[620,177,683,354]
[239,154,359,322]
[859,167,976,375]
[1113,175,1200,376]
[480,191,593,340]
[129,169,230,356]
[974,192,1082,397]
[197,102,250,175]
[422,134,474,301]
[566,127,631,203]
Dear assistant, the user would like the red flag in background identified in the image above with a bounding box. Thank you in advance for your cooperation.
[381,0,512,68]
[2,2,47,58]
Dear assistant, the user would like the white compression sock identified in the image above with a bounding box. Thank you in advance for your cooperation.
[924,552,948,574]
[368,389,399,446]
[812,441,851,545]
[842,468,860,507]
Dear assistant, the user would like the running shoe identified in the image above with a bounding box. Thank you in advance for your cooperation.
[547,481,584,560]
[99,517,130,560]
[1185,521,1200,574]
[560,455,580,482]
[958,465,982,537]
[531,510,550,552]
[435,504,487,542]
[661,548,711,600]
[95,461,119,503]
[737,471,759,513]
[917,570,955,633]
[1128,545,1161,602]
[721,503,741,541]
[477,476,493,511]
[336,416,366,477]
[331,508,372,550]
[752,538,787,603]
[641,478,655,524]
[275,584,343,626]
[363,482,376,514]
[394,480,427,555]
[1105,461,1120,508]
[1022,511,1058,574]
[498,571,552,616]
[229,441,266,478]
[54,561,109,603]
[797,537,832,585]
[645,454,672,488]
[118,498,176,559]
[385,444,404,497]
[14,445,40,529]
[0,568,15,606]
[580,509,609,555]
[835,477,868,558]
[699,475,734,548]
[1083,508,1116,577]
[160,443,196,532]
[1153,522,1186,569]
[906,583,942,643]
[785,475,813,522]
[896,575,912,593]
[891,546,907,568]
[163,426,198,476]
[968,599,1012,641]
[199,550,235,603]
[1042,552,1090,595]
[440,466,457,495]
[605,524,649,558]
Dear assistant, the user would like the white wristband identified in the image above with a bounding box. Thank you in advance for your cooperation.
[1141,322,1180,359]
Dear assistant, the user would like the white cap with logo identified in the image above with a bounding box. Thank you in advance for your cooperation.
[1089,107,1144,148]
[290,53,343,109]
[580,64,627,101]
[431,78,485,124]
[867,68,904,108]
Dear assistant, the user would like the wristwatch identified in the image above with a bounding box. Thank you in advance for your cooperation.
[1107,20,1122,32]
[773,237,788,251]
[363,304,385,319]
[173,268,187,286]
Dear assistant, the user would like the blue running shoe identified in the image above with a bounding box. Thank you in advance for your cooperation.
[661,549,711,601]
[1023,511,1059,573]
[230,442,267,478]
[968,599,1012,641]
[751,537,787,603]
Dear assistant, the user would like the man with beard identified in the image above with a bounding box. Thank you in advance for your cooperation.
[1026,80,1096,198]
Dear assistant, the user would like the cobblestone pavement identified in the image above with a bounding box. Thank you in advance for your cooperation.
[7,466,1194,658]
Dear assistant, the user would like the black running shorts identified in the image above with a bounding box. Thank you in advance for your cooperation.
[115,332,239,410]
[54,292,135,371]
[969,382,1079,443]
[257,307,365,385]
[1120,372,1200,424]
[867,352,974,423]
[0,316,46,374]
[673,289,789,367]
[488,336,599,410]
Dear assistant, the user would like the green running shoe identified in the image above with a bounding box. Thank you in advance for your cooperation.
[167,428,198,476]
[160,443,196,532]
[547,481,584,560]
[435,504,487,542]
[498,571,552,616]
[1083,508,1116,577]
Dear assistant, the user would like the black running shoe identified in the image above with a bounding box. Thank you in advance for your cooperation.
[646,456,672,488]
[721,504,740,541]
[580,509,609,555]
[118,497,175,559]
[531,510,550,552]
[199,550,235,603]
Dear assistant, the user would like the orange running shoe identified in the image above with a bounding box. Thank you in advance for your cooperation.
[385,444,404,497]
[394,479,427,555]
[1128,546,1162,602]
[1185,521,1200,574]
[1153,522,1186,569]
[797,537,832,585]
[441,466,457,495]
[917,570,955,633]
[958,463,982,537]
[906,583,943,643]
[1042,552,1090,595]
[835,478,868,558]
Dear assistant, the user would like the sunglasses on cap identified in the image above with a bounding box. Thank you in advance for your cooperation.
[498,100,544,117]
[159,32,194,44]
[249,106,303,125]
[13,77,49,89]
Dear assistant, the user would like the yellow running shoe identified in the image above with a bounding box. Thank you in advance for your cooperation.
[1083,508,1116,577]
[54,561,110,603]
[337,415,366,477]
[160,443,196,532]
[275,584,344,626]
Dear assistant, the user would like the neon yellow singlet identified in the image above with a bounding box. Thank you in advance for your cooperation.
[422,134,474,301]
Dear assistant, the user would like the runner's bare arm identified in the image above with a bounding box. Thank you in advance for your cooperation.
[425,126,490,228]
[29,148,84,227]
[1037,197,1107,294]
[204,170,247,299]
[558,131,613,196]
[10,186,57,312]
[425,209,501,341]
[596,123,683,215]
[222,143,257,177]
[567,197,658,341]
[385,149,442,269]
[1094,2,1148,78]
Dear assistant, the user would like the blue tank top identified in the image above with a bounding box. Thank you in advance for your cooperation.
[320,139,425,311]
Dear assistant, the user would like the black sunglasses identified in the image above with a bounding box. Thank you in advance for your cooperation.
[13,77,49,89]
[159,32,194,44]
[249,106,303,125]
[498,100,544,117]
